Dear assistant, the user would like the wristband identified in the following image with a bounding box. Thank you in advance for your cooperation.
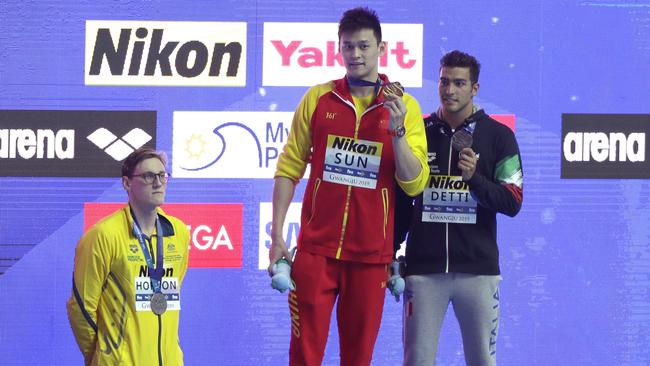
[388,124,406,137]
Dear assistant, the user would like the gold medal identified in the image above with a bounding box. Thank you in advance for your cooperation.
[382,82,404,98]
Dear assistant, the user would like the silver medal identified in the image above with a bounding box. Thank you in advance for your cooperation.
[150,292,167,315]
[451,129,473,151]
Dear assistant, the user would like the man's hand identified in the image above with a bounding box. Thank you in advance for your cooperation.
[387,259,405,302]
[458,147,478,181]
[383,94,407,131]
[267,236,292,276]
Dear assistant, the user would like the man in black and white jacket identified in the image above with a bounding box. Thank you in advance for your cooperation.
[395,50,524,366]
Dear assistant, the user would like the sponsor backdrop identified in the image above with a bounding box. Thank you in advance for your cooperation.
[0,1,649,365]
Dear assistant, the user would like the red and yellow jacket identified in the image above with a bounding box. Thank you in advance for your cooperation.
[276,75,428,264]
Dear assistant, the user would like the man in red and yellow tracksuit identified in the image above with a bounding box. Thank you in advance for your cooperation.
[268,7,428,366]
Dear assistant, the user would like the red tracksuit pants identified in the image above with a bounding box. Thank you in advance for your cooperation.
[288,250,388,366]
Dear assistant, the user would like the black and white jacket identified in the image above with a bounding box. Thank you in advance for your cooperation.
[395,107,524,275]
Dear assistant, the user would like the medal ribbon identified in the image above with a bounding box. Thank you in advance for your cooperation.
[346,76,382,96]
[132,211,164,294]
[449,120,476,138]
[461,120,476,136]
[430,118,477,139]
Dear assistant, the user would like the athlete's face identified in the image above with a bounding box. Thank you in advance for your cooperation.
[340,28,386,82]
[438,66,479,117]
[123,157,167,211]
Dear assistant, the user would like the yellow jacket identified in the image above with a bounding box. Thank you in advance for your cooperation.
[67,206,189,366]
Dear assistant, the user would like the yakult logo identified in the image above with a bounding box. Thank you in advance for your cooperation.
[561,114,650,179]
[85,20,247,86]
[263,23,423,87]
[84,203,244,268]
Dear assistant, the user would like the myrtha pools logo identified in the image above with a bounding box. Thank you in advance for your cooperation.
[172,111,297,178]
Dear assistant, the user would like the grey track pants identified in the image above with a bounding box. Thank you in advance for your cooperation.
[403,273,501,366]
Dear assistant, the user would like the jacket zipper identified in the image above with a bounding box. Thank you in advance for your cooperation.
[332,91,382,259]
[154,235,163,366]
[445,136,453,273]
[158,315,163,366]
[336,186,352,259]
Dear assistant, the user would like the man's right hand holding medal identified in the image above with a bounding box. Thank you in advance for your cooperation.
[382,82,407,136]
[458,148,478,181]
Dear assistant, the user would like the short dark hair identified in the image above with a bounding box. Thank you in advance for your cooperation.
[440,50,481,84]
[121,147,167,177]
[338,7,382,43]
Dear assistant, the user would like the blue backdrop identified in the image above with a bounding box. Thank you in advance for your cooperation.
[1,1,649,365]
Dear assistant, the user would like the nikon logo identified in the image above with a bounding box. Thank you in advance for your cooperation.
[428,175,468,190]
[563,132,645,162]
[331,136,378,155]
[561,114,650,179]
[0,129,74,159]
[85,20,247,86]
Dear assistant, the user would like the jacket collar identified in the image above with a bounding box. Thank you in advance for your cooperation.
[426,105,485,135]
[125,205,175,238]
[333,73,391,104]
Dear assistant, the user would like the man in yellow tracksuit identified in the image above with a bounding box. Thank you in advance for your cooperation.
[67,147,190,366]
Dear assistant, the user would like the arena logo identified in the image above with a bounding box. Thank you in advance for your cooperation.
[85,20,247,86]
[561,114,650,179]
[563,132,645,162]
[258,202,302,270]
[0,128,75,159]
[263,22,423,87]
[0,110,156,177]
[87,127,152,161]
[172,111,308,178]
[84,203,244,268]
